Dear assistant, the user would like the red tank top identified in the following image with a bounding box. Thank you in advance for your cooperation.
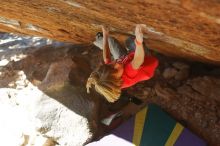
[117,52,159,88]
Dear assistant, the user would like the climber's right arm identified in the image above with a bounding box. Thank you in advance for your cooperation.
[102,26,111,64]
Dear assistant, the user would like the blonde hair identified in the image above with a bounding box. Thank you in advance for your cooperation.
[86,64,122,102]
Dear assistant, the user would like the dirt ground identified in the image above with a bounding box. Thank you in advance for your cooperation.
[0,43,220,146]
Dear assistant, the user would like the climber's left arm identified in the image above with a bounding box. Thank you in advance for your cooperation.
[131,24,145,69]
[102,26,111,64]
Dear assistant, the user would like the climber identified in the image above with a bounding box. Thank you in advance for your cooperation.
[86,24,159,103]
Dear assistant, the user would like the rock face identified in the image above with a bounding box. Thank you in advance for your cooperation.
[0,87,93,146]
[0,0,220,64]
[0,45,101,146]
[128,59,220,146]
[0,36,220,145]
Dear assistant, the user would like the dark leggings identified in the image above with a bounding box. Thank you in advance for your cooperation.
[111,36,149,59]
[109,36,136,59]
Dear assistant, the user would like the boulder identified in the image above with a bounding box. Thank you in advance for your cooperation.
[0,0,219,64]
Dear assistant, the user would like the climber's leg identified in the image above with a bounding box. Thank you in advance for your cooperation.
[125,35,151,55]
[125,36,136,52]
[93,32,127,60]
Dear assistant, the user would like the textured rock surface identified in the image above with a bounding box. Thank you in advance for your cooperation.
[0,0,220,64]
[0,45,101,146]
[0,34,220,145]
[127,59,220,146]
[0,86,94,146]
